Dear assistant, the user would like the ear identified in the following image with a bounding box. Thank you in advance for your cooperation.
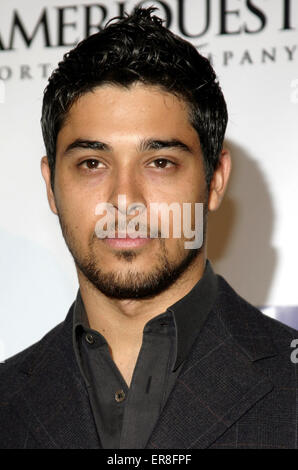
[208,149,232,212]
[41,156,58,215]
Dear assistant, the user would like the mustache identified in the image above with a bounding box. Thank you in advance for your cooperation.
[95,220,161,238]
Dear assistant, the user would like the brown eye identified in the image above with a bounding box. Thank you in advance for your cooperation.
[80,159,103,170]
[150,159,175,169]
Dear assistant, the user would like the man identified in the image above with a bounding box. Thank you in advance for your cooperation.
[1,7,297,449]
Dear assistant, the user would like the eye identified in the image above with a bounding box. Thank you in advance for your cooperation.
[148,158,176,169]
[79,159,105,170]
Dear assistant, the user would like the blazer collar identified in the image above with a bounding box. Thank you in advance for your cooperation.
[146,276,277,449]
[10,303,101,449]
[11,276,277,449]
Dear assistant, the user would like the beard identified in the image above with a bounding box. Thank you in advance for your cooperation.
[57,210,206,300]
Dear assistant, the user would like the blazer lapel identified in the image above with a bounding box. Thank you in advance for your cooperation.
[10,304,101,449]
[8,276,278,449]
[147,277,277,449]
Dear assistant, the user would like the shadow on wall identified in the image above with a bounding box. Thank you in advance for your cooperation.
[260,306,298,331]
[207,139,277,307]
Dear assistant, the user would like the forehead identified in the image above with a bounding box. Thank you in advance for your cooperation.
[57,82,199,150]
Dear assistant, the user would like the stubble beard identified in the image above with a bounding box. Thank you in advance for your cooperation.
[57,213,205,300]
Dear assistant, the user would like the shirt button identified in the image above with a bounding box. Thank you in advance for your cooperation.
[85,333,95,345]
[115,389,126,403]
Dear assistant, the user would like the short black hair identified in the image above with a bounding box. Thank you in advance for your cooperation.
[41,6,228,191]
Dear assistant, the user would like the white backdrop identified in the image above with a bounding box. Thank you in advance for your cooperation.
[0,0,298,361]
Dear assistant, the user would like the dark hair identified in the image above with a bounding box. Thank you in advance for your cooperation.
[41,6,228,191]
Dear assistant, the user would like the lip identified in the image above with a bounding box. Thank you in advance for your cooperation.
[103,236,152,249]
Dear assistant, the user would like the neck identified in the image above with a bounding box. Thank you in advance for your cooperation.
[78,253,206,330]
[77,252,206,386]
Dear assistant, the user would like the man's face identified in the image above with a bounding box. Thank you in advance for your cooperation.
[43,82,209,299]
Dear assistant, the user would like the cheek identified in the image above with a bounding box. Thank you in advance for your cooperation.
[56,188,99,237]
[162,238,186,262]
[160,169,205,205]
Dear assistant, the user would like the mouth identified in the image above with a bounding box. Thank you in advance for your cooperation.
[103,232,151,248]
[103,235,152,249]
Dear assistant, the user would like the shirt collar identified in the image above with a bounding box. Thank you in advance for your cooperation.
[72,259,217,371]
[167,259,218,370]
[73,289,90,331]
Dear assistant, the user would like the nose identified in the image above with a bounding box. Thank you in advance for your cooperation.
[107,165,147,218]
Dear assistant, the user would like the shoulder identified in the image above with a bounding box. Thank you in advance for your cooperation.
[1,319,65,369]
[214,274,298,355]
[0,295,77,403]
[0,320,65,402]
[0,302,77,448]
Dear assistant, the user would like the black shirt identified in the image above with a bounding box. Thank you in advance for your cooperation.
[73,259,217,448]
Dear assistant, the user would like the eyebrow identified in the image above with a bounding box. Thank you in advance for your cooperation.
[62,138,194,156]
[139,138,193,154]
[63,139,110,155]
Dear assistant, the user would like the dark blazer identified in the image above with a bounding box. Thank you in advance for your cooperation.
[1,275,298,449]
